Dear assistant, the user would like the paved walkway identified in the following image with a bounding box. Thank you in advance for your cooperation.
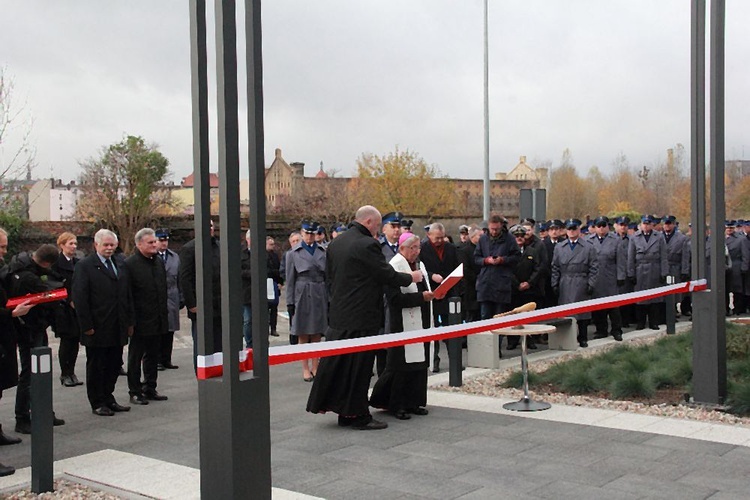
[1,313,748,499]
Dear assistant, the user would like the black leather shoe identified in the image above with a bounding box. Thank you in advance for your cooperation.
[351,416,388,430]
[408,407,429,416]
[506,342,518,350]
[143,391,168,401]
[650,325,660,330]
[130,394,149,405]
[163,363,179,370]
[61,375,76,387]
[527,341,537,350]
[108,402,131,412]
[635,324,646,330]
[14,419,31,435]
[53,415,65,426]
[579,341,588,348]
[338,416,353,427]
[270,328,279,337]
[613,333,623,341]
[0,463,15,477]
[157,364,166,371]
[393,410,411,420]
[93,406,115,417]
[0,431,21,446]
[71,374,83,386]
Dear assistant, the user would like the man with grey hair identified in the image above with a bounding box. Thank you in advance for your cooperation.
[125,228,169,404]
[72,229,134,416]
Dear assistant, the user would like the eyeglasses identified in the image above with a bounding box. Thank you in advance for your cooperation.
[595,223,607,228]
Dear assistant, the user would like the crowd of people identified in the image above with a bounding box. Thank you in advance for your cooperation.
[0,226,182,476]
[0,206,746,477]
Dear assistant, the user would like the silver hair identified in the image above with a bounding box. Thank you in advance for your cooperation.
[135,227,155,244]
[94,229,118,245]
[428,222,445,233]
[468,226,482,239]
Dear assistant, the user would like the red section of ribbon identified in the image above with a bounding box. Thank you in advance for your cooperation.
[196,279,707,379]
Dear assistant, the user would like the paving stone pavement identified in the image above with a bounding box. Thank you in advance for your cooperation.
[0,310,748,498]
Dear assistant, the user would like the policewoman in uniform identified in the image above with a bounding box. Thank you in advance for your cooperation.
[286,221,327,381]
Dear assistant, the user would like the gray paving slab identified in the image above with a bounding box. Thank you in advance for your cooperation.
[0,311,749,499]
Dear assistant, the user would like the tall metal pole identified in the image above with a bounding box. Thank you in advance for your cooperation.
[482,0,490,221]
[190,0,272,496]
[692,0,727,405]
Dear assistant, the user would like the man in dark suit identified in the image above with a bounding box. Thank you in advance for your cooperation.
[125,228,169,405]
[420,222,459,372]
[457,226,481,324]
[179,219,221,372]
[306,205,421,430]
[72,229,133,416]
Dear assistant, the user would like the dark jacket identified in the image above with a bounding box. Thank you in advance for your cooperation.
[457,241,479,312]
[179,236,221,316]
[71,253,133,347]
[240,247,253,305]
[512,242,543,298]
[51,252,79,338]
[267,249,281,305]
[125,250,168,337]
[326,221,412,332]
[6,252,60,339]
[0,270,18,390]
[474,230,522,304]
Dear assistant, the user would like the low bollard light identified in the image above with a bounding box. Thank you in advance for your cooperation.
[447,297,462,387]
[30,346,54,493]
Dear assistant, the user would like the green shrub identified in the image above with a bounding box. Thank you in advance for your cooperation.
[617,348,651,374]
[560,366,597,394]
[726,322,750,359]
[648,366,676,389]
[609,372,656,400]
[502,370,541,389]
[727,380,750,415]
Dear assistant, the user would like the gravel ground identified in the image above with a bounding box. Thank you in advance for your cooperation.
[434,331,750,427]
[3,479,123,499]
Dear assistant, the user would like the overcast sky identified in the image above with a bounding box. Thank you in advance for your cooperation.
[1,0,748,184]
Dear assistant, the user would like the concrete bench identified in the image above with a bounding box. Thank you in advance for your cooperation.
[542,317,578,351]
[467,330,501,369]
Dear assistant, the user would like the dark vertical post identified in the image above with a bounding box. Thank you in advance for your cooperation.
[244,0,272,487]
[692,0,727,405]
[30,347,53,493]
[190,0,271,497]
[666,276,676,335]
[447,297,462,387]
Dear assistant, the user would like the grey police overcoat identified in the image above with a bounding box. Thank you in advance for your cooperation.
[627,230,669,305]
[286,243,328,336]
[725,232,750,294]
[551,239,599,320]
[589,232,626,299]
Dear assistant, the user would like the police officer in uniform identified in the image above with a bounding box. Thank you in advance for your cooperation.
[662,216,690,320]
[627,215,669,330]
[613,216,634,326]
[588,216,626,341]
[551,219,598,347]
[376,212,403,375]
[725,220,750,315]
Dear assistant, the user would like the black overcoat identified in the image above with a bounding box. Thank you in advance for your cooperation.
[125,250,168,337]
[325,222,412,332]
[72,253,133,348]
[51,252,79,338]
[0,278,18,390]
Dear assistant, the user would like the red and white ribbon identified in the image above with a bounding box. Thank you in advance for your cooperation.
[196,279,707,380]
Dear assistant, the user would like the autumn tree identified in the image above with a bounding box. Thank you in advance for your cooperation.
[76,135,172,254]
[546,149,595,219]
[355,146,456,217]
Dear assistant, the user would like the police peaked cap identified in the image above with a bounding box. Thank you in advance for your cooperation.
[382,212,404,225]
[300,220,320,233]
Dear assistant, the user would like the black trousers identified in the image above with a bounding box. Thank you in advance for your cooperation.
[577,319,591,343]
[159,331,175,365]
[636,303,660,328]
[268,302,278,330]
[86,345,123,410]
[58,336,80,377]
[127,335,161,395]
[15,328,48,420]
[592,307,623,335]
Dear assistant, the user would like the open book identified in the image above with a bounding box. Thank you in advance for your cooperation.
[433,263,463,300]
